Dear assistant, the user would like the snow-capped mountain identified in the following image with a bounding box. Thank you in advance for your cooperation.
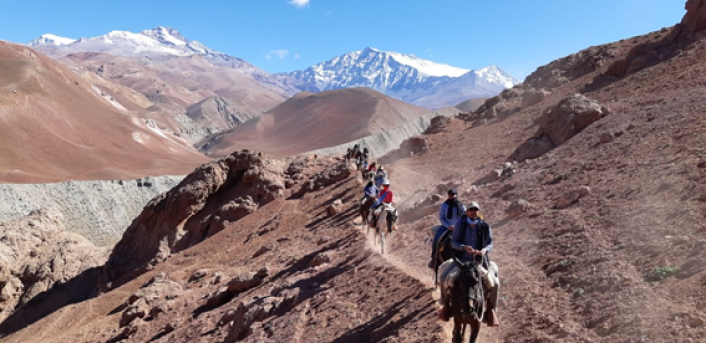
[27,27,298,96]
[276,47,520,108]
[28,34,76,46]
[28,26,228,59]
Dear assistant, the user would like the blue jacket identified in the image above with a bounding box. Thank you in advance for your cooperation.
[439,201,466,227]
[364,184,378,197]
[451,216,493,261]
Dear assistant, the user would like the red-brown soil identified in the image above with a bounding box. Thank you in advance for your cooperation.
[2,3,706,343]
[0,41,209,183]
[199,88,430,158]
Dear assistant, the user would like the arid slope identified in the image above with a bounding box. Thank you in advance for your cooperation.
[199,88,430,158]
[0,41,209,183]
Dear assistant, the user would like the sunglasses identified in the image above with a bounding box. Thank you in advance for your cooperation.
[468,208,479,211]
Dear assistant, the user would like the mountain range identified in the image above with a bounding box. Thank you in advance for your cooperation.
[28,27,519,110]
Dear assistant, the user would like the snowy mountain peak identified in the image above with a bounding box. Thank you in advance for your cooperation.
[141,26,188,47]
[27,26,228,59]
[28,34,76,46]
[348,47,469,78]
[277,48,520,109]
[473,65,519,88]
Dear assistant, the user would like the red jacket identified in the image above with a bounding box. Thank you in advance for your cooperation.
[380,187,393,203]
[367,165,377,172]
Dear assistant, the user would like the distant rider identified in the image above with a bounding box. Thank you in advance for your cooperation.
[370,179,394,229]
[375,166,388,189]
[361,179,378,204]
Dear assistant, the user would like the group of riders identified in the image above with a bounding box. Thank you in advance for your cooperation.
[347,144,395,233]
[346,143,500,329]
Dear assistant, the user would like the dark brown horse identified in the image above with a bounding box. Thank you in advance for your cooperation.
[360,195,376,232]
[449,258,485,343]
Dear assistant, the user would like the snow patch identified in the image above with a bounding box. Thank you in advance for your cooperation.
[28,34,76,46]
[386,51,469,77]
[90,85,127,111]
[132,132,144,144]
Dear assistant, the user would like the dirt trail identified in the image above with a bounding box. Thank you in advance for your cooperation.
[352,173,499,342]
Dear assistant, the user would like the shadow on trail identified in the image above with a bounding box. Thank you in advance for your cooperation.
[331,289,438,343]
[0,267,102,338]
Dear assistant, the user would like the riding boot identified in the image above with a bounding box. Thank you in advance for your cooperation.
[483,309,499,327]
[437,305,450,322]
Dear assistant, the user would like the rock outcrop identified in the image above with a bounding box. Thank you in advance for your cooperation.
[0,210,108,322]
[378,136,429,165]
[510,94,609,162]
[673,0,706,40]
[103,151,288,286]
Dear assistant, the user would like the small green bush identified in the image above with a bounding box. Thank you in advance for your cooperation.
[645,266,678,282]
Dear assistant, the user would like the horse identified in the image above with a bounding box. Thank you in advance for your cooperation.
[360,195,376,232]
[369,205,398,254]
[449,257,486,343]
[430,227,455,287]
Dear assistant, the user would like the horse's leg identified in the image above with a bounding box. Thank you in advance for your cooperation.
[468,319,481,343]
[452,318,463,343]
[380,229,386,254]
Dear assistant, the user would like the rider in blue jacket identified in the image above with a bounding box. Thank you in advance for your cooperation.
[428,189,466,268]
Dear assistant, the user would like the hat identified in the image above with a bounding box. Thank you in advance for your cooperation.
[382,179,391,186]
[447,188,458,196]
[379,166,384,170]
[466,201,480,211]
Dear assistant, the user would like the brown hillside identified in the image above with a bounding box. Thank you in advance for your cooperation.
[0,41,209,183]
[199,88,430,158]
[0,152,442,343]
[2,2,705,342]
[454,97,487,113]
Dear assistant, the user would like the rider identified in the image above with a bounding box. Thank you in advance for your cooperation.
[361,179,378,204]
[370,179,394,229]
[428,188,466,269]
[375,166,387,189]
[438,201,500,327]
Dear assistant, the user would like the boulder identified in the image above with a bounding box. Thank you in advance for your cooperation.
[521,89,550,109]
[508,199,531,218]
[539,94,609,146]
[227,272,266,293]
[599,132,614,144]
[555,187,591,209]
[510,94,608,162]
[423,116,452,134]
[510,134,556,162]
[327,199,344,216]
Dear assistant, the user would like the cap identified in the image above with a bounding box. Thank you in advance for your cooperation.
[382,179,391,186]
[447,188,458,196]
[466,201,480,211]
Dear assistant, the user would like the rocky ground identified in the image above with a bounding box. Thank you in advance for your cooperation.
[1,2,705,342]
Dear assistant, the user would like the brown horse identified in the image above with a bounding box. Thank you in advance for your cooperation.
[360,195,376,232]
[449,258,485,343]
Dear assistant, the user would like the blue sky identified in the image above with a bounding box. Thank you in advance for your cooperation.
[0,0,685,79]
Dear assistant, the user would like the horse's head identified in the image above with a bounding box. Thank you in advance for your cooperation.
[452,258,483,317]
